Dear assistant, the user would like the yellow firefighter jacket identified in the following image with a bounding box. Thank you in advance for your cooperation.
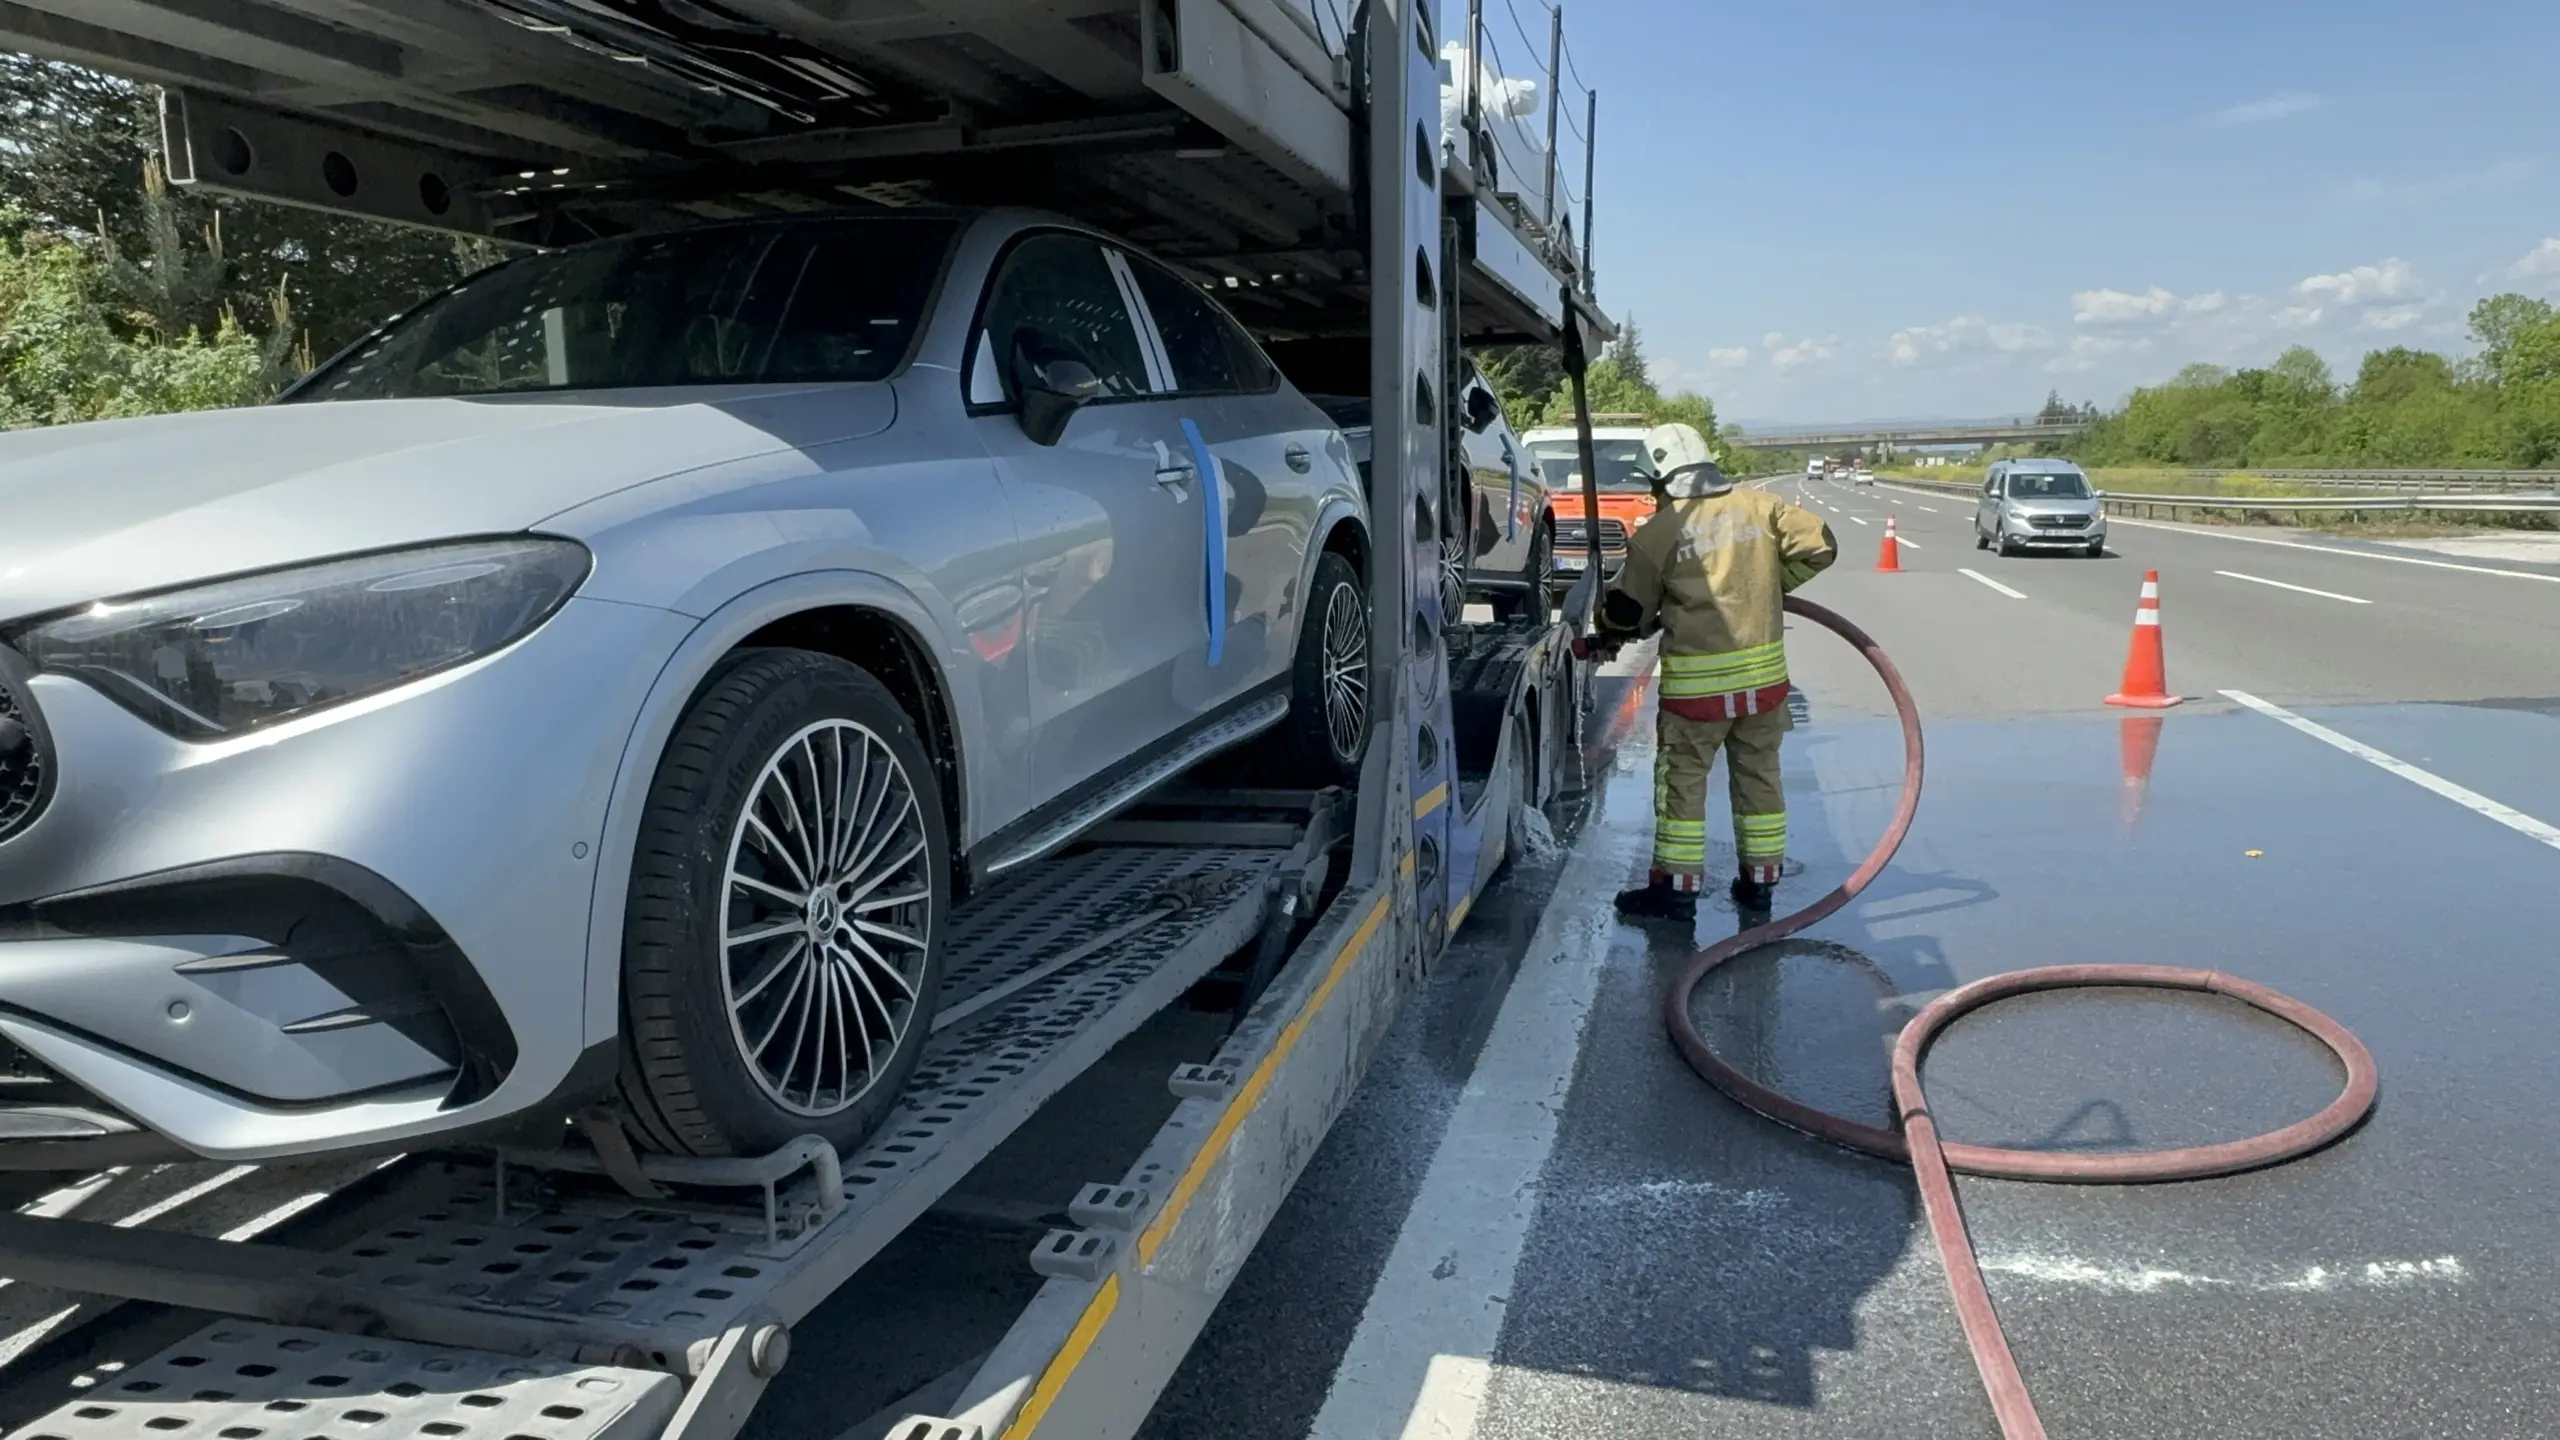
[1603,474,1838,720]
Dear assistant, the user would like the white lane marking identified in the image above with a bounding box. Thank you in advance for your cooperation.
[1916,505,1940,513]
[1307,783,1646,1440]
[1844,514,1870,526]
[2223,689,2560,852]
[2112,517,2560,584]
[2213,569,2370,604]
[1959,567,2027,599]
[1893,536,1921,549]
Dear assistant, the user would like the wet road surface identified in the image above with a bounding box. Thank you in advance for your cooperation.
[1148,506,2560,1439]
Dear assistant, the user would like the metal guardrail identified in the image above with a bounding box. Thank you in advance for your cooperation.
[2188,468,2560,493]
[1870,475,2560,520]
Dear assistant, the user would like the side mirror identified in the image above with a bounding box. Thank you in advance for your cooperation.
[2091,489,2107,500]
[1014,348,1104,447]
[1464,386,1501,434]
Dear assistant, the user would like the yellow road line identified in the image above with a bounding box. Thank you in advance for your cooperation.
[1000,1274,1121,1438]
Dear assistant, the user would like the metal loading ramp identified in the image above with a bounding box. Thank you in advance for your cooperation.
[0,835,1301,1440]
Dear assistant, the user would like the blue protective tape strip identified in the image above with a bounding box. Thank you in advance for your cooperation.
[1179,417,1227,665]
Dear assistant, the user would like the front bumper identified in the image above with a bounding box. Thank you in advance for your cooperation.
[0,596,691,1164]
[2003,521,2106,548]
[1550,550,1625,587]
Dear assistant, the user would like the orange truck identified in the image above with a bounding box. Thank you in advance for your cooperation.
[1522,415,1660,590]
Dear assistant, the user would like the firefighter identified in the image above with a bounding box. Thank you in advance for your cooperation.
[1599,424,1837,923]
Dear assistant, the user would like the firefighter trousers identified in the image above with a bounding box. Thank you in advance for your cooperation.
[1651,706,1789,891]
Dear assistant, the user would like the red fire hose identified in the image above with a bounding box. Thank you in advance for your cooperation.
[1662,595,2381,1440]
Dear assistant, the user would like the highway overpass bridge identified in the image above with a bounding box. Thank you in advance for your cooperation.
[1729,419,2089,452]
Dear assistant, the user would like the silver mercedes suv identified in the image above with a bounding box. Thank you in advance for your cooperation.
[0,210,1369,1170]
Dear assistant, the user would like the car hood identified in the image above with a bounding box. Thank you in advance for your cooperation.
[0,384,894,622]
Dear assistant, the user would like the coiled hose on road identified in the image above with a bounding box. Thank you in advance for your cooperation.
[1662,595,2382,1440]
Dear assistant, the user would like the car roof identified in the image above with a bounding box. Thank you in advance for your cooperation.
[1523,426,1650,442]
[2002,457,2085,472]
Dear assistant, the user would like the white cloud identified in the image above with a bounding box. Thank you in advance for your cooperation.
[2071,287,2226,328]
[2359,303,2426,332]
[1706,346,1751,368]
[1888,315,2053,366]
[1767,334,1834,373]
[2344,160,2534,205]
[2272,304,2323,330]
[2297,257,2417,305]
[2048,334,2141,373]
[2506,238,2560,287]
[1762,331,1786,350]
[2210,91,2321,126]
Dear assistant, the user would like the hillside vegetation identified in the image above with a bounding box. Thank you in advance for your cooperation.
[2070,297,2560,470]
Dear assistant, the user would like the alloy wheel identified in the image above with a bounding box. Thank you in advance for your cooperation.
[719,719,934,1116]
[1439,527,1468,622]
[1321,580,1370,762]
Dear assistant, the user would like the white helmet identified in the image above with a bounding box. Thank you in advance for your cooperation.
[1645,423,1727,493]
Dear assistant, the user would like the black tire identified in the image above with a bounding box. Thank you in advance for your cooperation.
[618,648,950,1157]
[1493,714,1532,879]
[2086,539,2106,557]
[1491,519,1553,623]
[1996,534,2018,557]
[1277,551,1371,785]
[1974,528,1990,551]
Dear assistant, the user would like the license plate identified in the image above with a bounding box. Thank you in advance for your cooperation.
[1556,555,1587,570]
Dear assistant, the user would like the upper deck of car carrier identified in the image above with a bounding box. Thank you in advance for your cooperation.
[0,3,1614,1438]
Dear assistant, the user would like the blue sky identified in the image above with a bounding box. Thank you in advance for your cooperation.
[1515,0,2560,424]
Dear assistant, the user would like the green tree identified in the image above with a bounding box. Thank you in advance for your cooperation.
[0,53,497,360]
[2468,293,2556,381]
[1606,315,1652,394]
[2269,345,2335,401]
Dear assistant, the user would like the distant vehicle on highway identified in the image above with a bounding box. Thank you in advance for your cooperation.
[1804,457,1825,481]
[1525,420,1659,585]
[1975,459,2107,556]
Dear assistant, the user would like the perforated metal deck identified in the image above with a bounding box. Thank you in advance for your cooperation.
[9,1323,679,1440]
[0,839,1292,1438]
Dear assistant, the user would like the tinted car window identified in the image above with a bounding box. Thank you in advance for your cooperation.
[1531,439,1654,492]
[1129,260,1277,395]
[978,234,1151,402]
[298,218,955,400]
[2007,471,2091,499]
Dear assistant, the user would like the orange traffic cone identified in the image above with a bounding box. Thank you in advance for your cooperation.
[2104,570,2181,708]
[1873,513,1904,573]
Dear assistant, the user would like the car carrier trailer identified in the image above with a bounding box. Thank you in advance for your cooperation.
[0,2,1615,1437]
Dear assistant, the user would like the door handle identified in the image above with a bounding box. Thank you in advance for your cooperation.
[1284,442,1312,473]
[1154,462,1195,495]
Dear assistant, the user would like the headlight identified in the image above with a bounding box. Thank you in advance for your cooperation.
[6,538,590,738]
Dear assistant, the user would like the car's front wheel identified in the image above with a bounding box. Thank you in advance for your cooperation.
[1277,551,1371,785]
[618,649,949,1157]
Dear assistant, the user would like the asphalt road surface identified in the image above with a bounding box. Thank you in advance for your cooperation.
[1146,479,2560,1439]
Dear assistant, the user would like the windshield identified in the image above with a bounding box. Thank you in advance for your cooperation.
[2005,471,2092,500]
[294,217,958,401]
[1531,439,1656,492]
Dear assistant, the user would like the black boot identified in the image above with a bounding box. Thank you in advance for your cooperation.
[1730,873,1776,917]
[1615,876,1698,923]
